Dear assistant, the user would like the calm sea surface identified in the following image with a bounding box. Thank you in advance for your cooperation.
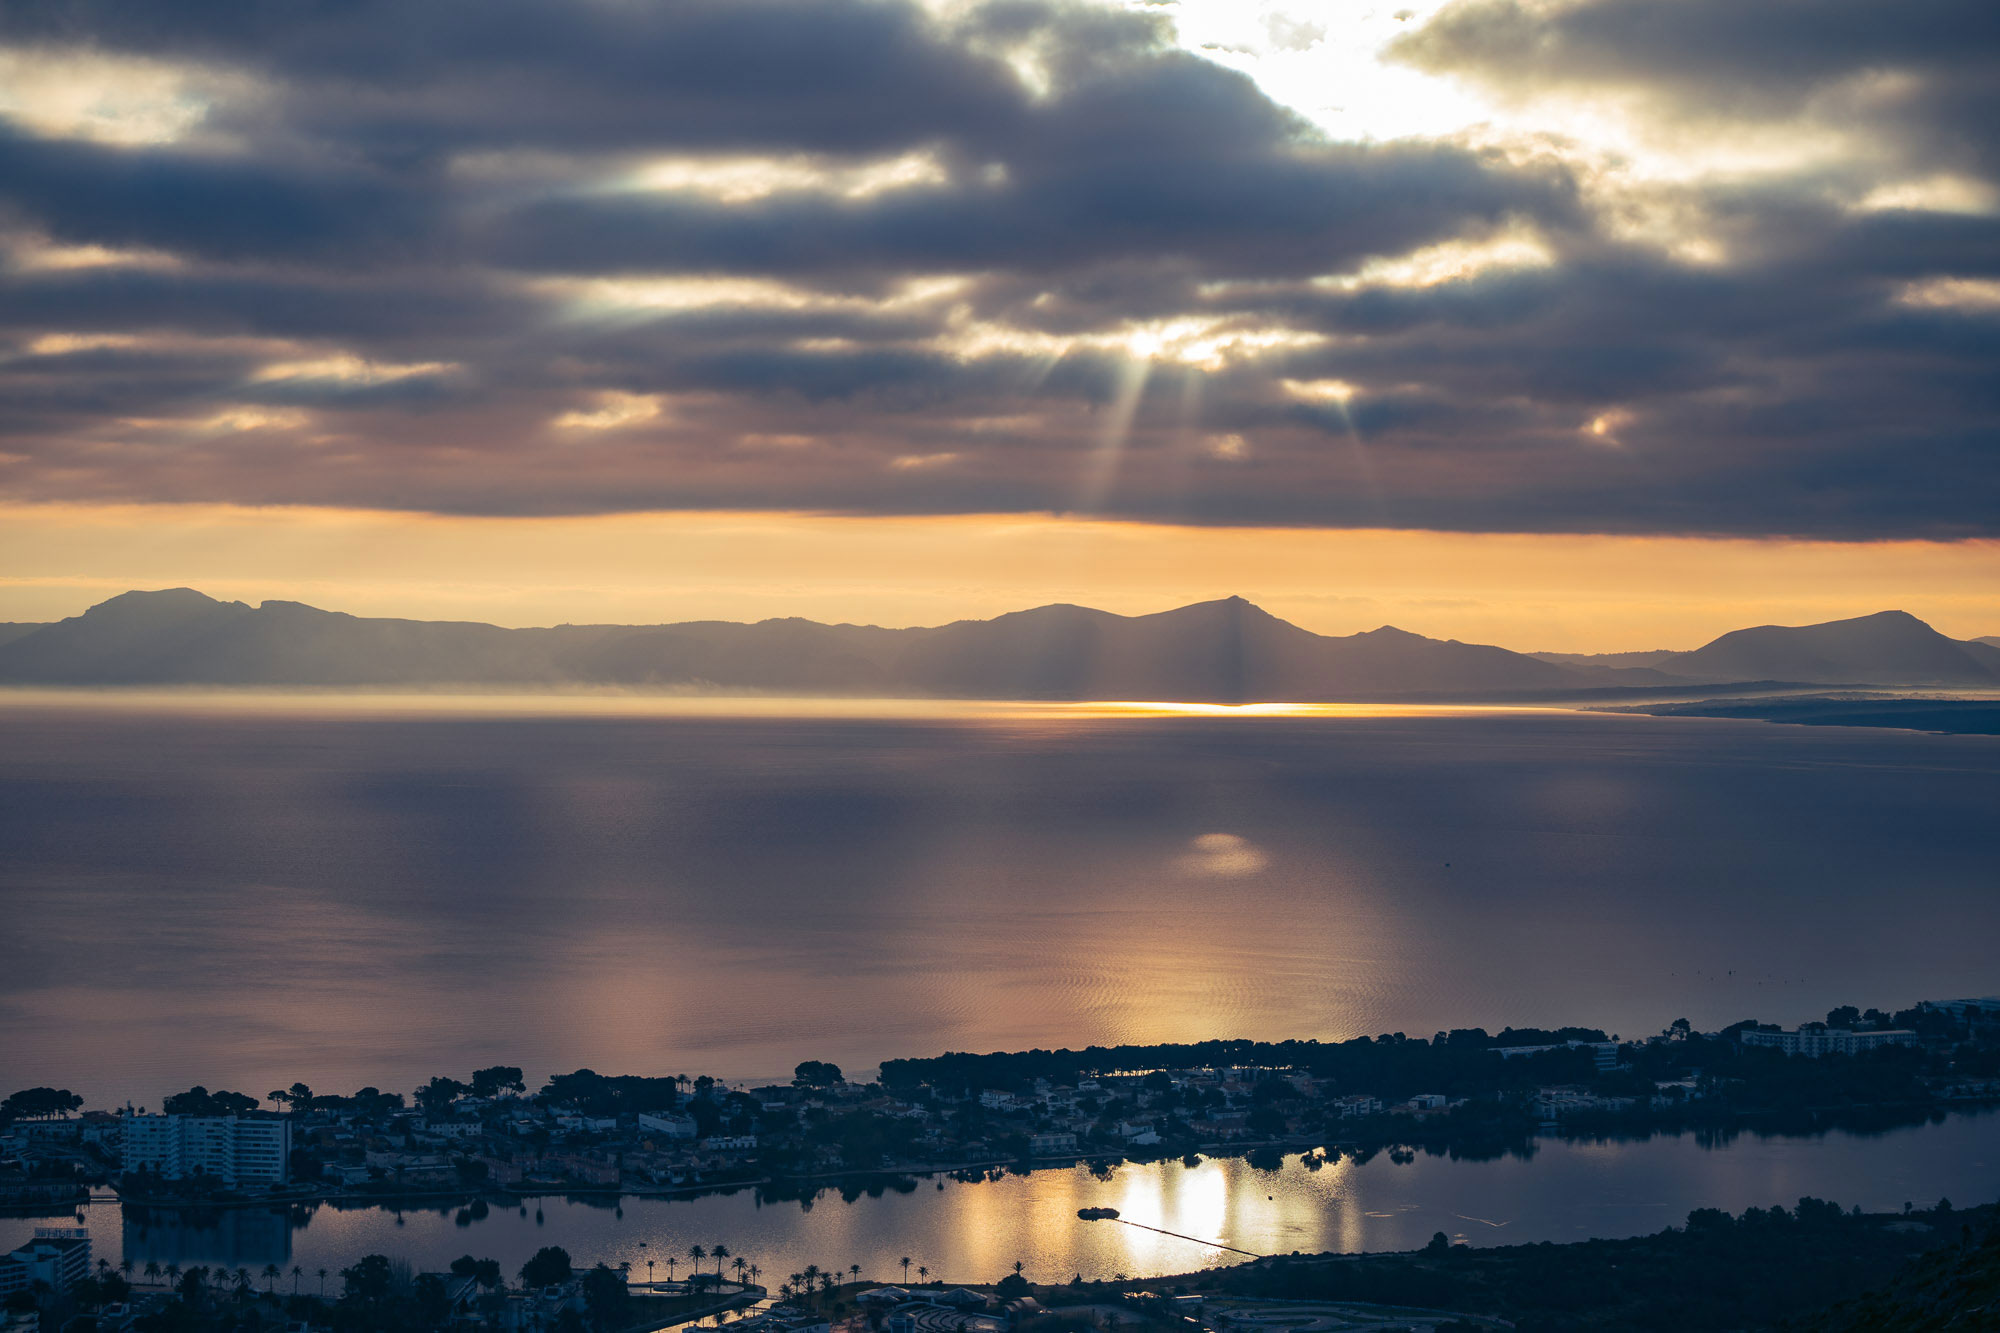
[2,1117,1996,1279]
[2,698,1997,1105]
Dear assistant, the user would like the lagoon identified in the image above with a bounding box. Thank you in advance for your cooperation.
[5,1116,1997,1281]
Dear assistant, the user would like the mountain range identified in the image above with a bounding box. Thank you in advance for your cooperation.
[0,590,1994,700]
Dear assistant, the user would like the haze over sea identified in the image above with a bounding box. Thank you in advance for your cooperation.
[2,697,1996,1106]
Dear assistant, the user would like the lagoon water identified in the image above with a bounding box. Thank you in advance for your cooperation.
[3,1116,1997,1280]
[2,698,1997,1106]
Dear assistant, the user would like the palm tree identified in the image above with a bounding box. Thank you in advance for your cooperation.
[900,1257,912,1284]
[291,1265,303,1294]
[646,1259,655,1287]
[735,1257,749,1286]
[713,1244,729,1281]
[802,1264,821,1304]
[262,1263,280,1292]
[317,1267,329,1297]
[917,1266,928,1284]
[849,1264,860,1285]
[1013,1260,1024,1278]
[689,1246,705,1282]
[750,1265,762,1289]
[120,1257,135,1284]
[666,1256,677,1284]
[144,1261,161,1287]
[165,1263,182,1288]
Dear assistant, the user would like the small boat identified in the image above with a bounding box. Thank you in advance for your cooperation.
[1077,1206,1121,1220]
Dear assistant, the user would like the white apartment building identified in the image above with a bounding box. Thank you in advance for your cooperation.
[0,1230,92,1297]
[121,1114,291,1185]
[636,1112,697,1140]
[1924,997,2000,1020]
[1739,1026,1919,1058]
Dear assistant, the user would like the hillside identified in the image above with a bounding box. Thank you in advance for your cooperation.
[1788,1210,2000,1331]
[1184,1200,1990,1333]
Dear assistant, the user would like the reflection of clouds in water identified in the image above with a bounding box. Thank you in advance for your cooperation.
[1177,832,1268,878]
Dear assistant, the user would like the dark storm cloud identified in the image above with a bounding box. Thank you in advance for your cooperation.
[482,137,1559,280]
[0,0,1026,155]
[0,0,1995,536]
[0,126,444,265]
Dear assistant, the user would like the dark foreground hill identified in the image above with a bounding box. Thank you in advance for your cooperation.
[1792,1208,2000,1331]
[1180,1199,1993,1333]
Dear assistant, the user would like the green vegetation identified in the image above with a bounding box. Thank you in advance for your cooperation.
[0,1086,83,1122]
[103,1251,649,1332]
[160,1087,260,1117]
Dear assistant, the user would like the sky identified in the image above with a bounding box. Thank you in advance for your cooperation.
[1,0,1996,647]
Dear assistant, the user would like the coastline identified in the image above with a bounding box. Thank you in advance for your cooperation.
[32,1095,1995,1220]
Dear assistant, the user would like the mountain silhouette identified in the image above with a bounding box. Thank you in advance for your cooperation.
[0,588,1670,699]
[1544,609,2000,686]
[1677,610,1999,684]
[0,590,1989,697]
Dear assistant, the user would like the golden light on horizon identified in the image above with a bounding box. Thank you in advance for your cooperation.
[1,502,1996,653]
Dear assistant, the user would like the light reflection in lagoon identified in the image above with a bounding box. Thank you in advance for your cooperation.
[7,1115,1995,1282]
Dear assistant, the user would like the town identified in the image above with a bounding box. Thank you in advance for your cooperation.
[3,998,1997,1330]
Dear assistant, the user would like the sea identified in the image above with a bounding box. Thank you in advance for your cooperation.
[2,695,1997,1272]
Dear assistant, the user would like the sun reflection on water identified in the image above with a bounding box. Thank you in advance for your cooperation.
[0,688,1561,721]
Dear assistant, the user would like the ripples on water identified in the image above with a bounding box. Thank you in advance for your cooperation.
[1,697,1997,1106]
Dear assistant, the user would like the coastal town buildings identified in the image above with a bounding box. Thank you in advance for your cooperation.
[1738,1025,1920,1058]
[122,1114,291,1184]
[5,1001,1985,1218]
[1922,997,2000,1020]
[0,1229,91,1298]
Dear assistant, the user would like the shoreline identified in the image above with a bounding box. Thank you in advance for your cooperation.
[23,1097,1994,1219]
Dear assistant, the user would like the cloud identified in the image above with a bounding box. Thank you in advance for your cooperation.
[0,0,1992,537]
[1264,14,1326,53]
[1389,0,2000,176]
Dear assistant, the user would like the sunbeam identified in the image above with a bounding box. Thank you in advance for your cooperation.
[1076,354,1152,514]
